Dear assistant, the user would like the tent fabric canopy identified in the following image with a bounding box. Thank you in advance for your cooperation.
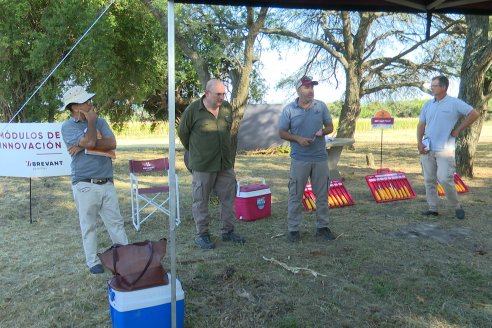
[174,0,492,15]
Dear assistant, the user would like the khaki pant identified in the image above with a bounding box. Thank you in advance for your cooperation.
[72,181,128,268]
[421,150,460,211]
[287,158,330,232]
[191,169,236,236]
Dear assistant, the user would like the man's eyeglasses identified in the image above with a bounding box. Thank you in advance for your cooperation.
[430,84,442,88]
[210,92,225,97]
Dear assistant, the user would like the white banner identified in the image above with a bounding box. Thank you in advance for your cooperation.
[0,123,71,177]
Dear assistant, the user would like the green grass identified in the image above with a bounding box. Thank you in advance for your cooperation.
[1,126,491,327]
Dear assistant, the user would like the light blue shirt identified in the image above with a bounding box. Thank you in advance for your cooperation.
[61,117,114,183]
[419,95,473,151]
[279,99,332,161]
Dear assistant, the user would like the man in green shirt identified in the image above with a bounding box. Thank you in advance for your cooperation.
[178,79,245,249]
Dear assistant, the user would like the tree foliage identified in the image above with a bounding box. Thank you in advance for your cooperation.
[261,10,465,139]
[0,0,199,126]
[141,2,269,161]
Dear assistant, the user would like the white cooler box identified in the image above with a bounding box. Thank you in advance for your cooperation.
[109,273,185,328]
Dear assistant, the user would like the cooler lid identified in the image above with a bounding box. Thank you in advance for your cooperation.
[239,183,269,192]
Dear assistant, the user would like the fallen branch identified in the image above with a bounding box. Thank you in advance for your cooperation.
[262,256,328,277]
[271,233,285,239]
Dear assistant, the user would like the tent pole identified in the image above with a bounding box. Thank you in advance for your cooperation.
[380,129,383,169]
[168,1,177,328]
[30,177,32,224]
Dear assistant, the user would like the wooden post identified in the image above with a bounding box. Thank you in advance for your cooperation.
[366,153,375,167]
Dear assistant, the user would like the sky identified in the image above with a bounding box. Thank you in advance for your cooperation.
[259,46,346,105]
[258,46,460,105]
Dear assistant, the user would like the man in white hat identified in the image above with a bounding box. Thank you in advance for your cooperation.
[60,85,128,274]
[279,76,336,242]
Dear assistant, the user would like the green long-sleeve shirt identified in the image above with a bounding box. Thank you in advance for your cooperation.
[178,96,233,172]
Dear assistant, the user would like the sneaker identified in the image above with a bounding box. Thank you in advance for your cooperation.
[455,207,465,220]
[221,231,245,244]
[421,210,439,216]
[316,227,337,240]
[195,235,215,249]
[89,264,104,274]
[287,231,300,242]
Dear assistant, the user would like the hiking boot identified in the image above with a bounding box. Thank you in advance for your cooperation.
[287,231,300,242]
[421,210,439,216]
[89,264,104,274]
[195,234,215,249]
[221,231,245,244]
[455,207,465,220]
[316,227,337,240]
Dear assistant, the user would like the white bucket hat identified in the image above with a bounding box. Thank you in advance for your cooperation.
[59,86,95,111]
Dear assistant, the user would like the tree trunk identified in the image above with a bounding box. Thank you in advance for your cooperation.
[336,63,361,139]
[456,15,492,177]
[229,7,268,166]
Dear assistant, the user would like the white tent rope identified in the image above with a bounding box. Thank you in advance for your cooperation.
[5,0,115,126]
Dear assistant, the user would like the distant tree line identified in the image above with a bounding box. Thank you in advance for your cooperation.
[328,99,429,118]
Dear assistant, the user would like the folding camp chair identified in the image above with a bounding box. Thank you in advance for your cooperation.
[129,158,180,231]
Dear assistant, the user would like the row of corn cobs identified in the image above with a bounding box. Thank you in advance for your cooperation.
[303,185,354,210]
[303,191,351,210]
[437,174,468,195]
[369,180,412,202]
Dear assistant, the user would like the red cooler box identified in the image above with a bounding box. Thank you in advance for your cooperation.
[235,178,271,221]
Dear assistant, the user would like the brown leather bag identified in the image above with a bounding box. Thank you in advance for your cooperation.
[98,238,169,291]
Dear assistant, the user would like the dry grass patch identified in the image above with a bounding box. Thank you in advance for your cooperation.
[1,127,491,327]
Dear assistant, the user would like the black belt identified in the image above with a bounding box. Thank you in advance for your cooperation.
[74,178,113,185]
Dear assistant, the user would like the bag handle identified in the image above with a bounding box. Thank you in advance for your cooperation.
[112,241,155,288]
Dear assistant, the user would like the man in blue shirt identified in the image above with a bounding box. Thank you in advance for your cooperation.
[417,75,479,220]
[60,86,128,274]
[279,76,337,242]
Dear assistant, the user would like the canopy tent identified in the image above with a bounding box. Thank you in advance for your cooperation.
[174,0,492,14]
[175,0,492,38]
[166,1,492,327]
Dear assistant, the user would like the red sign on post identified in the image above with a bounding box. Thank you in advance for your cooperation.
[371,109,394,129]
[371,117,394,129]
